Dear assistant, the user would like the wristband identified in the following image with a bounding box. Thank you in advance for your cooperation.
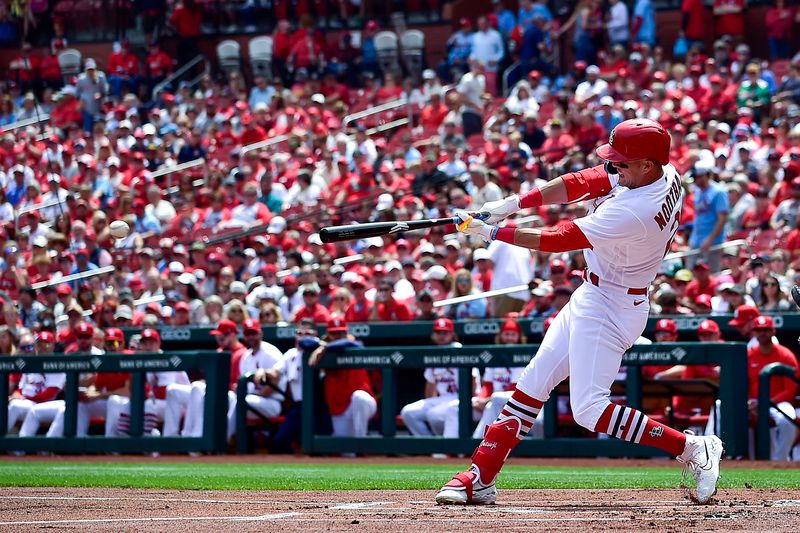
[494,227,516,244]
[518,188,543,209]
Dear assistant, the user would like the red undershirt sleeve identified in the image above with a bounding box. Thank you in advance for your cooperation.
[539,221,593,252]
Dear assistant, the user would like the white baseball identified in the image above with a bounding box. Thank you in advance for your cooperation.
[109,220,130,239]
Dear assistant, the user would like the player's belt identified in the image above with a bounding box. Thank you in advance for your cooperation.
[584,269,648,295]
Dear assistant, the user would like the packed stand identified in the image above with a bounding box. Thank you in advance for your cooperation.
[1,1,800,455]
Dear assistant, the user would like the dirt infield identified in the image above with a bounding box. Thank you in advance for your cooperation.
[2,486,800,532]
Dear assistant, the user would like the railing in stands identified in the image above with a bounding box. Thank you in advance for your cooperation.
[342,97,410,128]
[152,54,208,100]
[5,114,50,132]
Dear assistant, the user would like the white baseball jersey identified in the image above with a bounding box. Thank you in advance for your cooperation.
[424,367,460,396]
[18,373,66,399]
[481,367,524,393]
[273,347,303,402]
[147,371,190,387]
[240,341,284,394]
[574,164,683,288]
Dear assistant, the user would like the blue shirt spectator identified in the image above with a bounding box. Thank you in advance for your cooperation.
[519,0,551,30]
[633,0,656,45]
[493,2,516,37]
[689,169,730,250]
[447,30,473,66]
[520,23,547,63]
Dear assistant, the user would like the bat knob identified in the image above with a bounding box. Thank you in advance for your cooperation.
[319,228,333,243]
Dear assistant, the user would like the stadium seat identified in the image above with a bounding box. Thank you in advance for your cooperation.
[400,30,425,82]
[248,36,273,81]
[375,31,400,77]
[58,49,82,82]
[217,39,241,77]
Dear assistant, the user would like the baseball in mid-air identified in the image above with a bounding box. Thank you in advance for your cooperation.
[109,220,130,239]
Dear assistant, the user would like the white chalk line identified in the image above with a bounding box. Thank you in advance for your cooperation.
[0,515,737,526]
[331,501,396,509]
[0,513,303,526]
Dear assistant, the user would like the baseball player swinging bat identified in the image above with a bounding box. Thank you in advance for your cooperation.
[319,212,490,243]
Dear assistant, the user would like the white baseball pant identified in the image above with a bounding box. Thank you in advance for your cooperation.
[514,282,649,431]
[441,399,481,438]
[105,395,165,436]
[227,393,282,439]
[331,390,377,437]
[7,398,34,432]
[163,383,193,437]
[19,400,62,437]
[472,391,545,439]
[181,382,239,439]
[400,394,457,436]
[705,399,798,460]
[47,399,109,437]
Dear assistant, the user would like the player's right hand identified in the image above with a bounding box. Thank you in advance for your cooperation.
[480,195,520,224]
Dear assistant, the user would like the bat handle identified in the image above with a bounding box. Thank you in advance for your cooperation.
[451,211,491,226]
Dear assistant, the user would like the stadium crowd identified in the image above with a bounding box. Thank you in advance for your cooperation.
[2,0,800,457]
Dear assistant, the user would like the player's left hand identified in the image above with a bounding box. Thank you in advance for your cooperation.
[454,211,495,242]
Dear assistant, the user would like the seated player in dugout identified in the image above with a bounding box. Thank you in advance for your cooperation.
[438,119,723,506]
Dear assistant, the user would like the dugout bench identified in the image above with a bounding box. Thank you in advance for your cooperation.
[301,343,749,458]
[0,351,230,454]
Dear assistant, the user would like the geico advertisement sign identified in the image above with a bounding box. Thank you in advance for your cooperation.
[670,315,783,330]
[159,327,192,341]
[462,322,500,335]
[275,324,371,338]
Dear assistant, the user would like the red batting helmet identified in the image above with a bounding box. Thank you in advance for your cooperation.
[596,119,671,165]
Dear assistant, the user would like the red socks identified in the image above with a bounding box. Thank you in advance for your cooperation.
[594,403,686,457]
[471,388,544,484]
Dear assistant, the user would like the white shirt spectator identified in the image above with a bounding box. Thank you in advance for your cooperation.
[39,188,70,222]
[607,0,630,44]
[469,181,504,210]
[248,85,275,109]
[469,28,504,72]
[457,71,485,113]
[145,199,176,224]
[575,77,609,104]
[488,239,532,301]
[438,158,468,179]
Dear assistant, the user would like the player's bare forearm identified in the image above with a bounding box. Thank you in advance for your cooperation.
[506,228,543,250]
[537,176,569,205]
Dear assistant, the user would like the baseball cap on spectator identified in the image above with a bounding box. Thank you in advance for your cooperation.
[168,261,184,274]
[716,123,731,135]
[229,281,247,296]
[692,261,710,272]
[300,282,321,295]
[141,328,160,342]
[654,318,677,334]
[75,322,94,338]
[207,252,224,263]
[444,239,460,251]
[586,65,600,75]
[718,283,744,295]
[753,315,775,331]
[364,236,384,249]
[599,96,614,107]
[697,319,720,335]
[268,216,287,234]
[473,248,492,262]
[210,319,238,336]
[728,305,759,327]
[351,276,367,288]
[282,275,297,286]
[114,305,133,320]
[385,260,402,273]
[66,302,84,316]
[242,318,261,333]
[376,193,394,211]
[85,58,96,69]
[423,69,436,80]
[423,265,449,281]
[500,319,521,333]
[674,269,693,282]
[145,303,161,315]
[174,301,190,313]
[177,272,196,285]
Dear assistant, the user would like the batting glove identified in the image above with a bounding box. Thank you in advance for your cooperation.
[479,195,520,224]
[454,211,495,242]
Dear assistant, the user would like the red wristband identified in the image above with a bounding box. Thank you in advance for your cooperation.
[494,227,516,244]
[519,189,543,209]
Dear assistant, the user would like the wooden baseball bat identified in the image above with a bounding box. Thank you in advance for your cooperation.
[319,213,489,243]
